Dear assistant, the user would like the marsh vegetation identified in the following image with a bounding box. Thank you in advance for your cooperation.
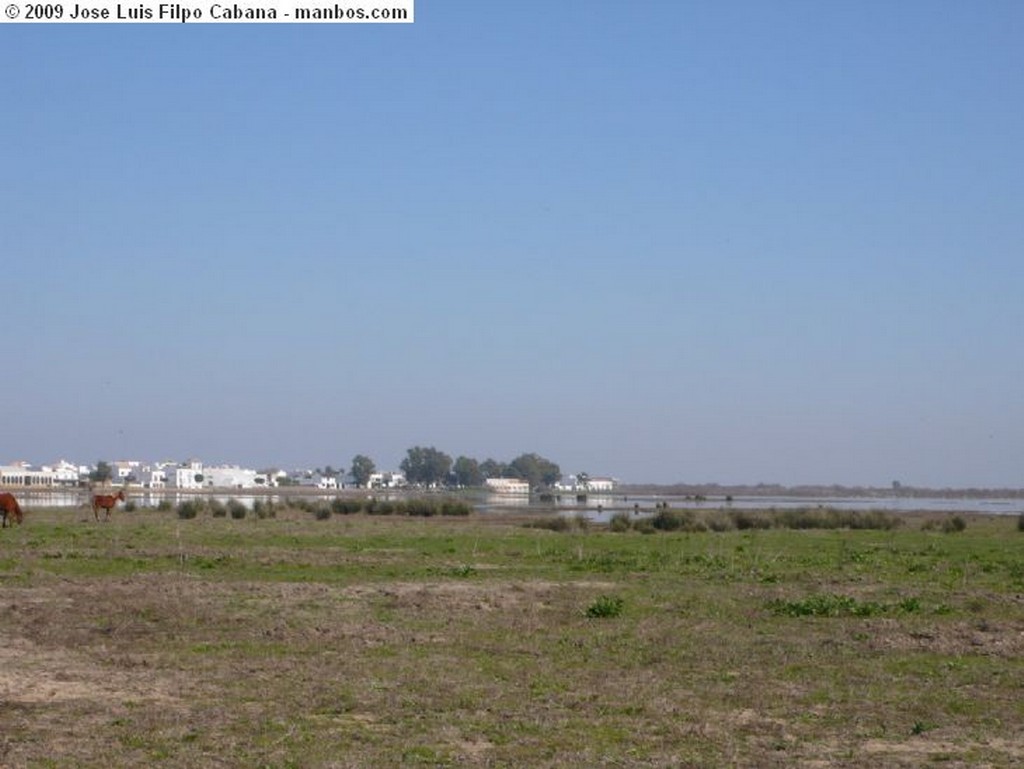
[0,506,1021,766]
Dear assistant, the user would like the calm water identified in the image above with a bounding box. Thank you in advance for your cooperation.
[11,489,1024,520]
[478,493,1024,522]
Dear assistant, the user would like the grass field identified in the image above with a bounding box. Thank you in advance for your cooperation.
[1,505,1022,767]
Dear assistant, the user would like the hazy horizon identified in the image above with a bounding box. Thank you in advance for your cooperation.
[4,2,1022,489]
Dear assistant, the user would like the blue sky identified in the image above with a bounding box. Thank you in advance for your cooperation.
[3,2,1022,486]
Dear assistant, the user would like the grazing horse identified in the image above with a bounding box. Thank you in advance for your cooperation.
[0,492,24,528]
[92,488,126,521]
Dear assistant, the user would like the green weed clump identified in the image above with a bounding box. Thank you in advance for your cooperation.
[586,595,624,618]
[768,593,924,618]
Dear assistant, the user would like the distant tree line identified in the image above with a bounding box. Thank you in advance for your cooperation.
[337,448,562,490]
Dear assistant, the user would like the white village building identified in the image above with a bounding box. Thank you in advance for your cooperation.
[485,477,531,495]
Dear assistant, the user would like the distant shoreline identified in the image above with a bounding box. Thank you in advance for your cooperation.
[6,483,1024,501]
[619,484,1024,500]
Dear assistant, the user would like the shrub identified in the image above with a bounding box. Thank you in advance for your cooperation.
[252,500,275,519]
[1018,513,1024,532]
[942,515,967,533]
[372,500,396,515]
[851,510,902,530]
[208,499,227,518]
[406,499,423,516]
[227,499,247,520]
[586,595,624,619]
[634,518,656,534]
[177,500,201,519]
[331,498,364,515]
[650,508,681,531]
[704,511,735,532]
[156,500,173,512]
[123,501,137,513]
[608,512,633,532]
[774,507,829,529]
[731,510,765,530]
[440,499,472,516]
[770,507,900,531]
[525,516,573,532]
[651,508,703,532]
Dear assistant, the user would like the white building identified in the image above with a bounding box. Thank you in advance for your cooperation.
[110,460,142,483]
[557,475,618,493]
[1,462,53,487]
[585,476,617,492]
[368,471,407,489]
[312,471,338,490]
[485,477,531,495]
[42,460,84,486]
[166,460,204,489]
[201,465,267,489]
[137,464,168,489]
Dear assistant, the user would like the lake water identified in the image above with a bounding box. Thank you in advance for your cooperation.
[11,489,1024,520]
[476,493,1024,522]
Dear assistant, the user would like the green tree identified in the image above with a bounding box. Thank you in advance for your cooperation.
[350,455,376,487]
[509,453,561,489]
[452,456,484,487]
[401,446,453,487]
[479,458,509,479]
[90,461,113,483]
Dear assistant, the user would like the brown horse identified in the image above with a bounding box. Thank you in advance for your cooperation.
[92,488,126,521]
[0,492,24,528]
